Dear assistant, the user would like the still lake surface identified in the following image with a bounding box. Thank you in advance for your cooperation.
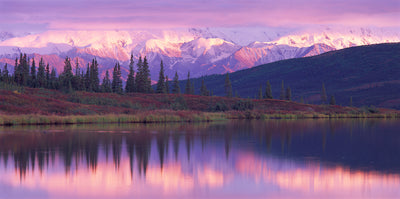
[0,119,399,199]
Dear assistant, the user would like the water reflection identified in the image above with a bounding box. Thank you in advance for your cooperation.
[0,120,399,198]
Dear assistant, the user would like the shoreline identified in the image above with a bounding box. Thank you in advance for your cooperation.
[1,111,398,126]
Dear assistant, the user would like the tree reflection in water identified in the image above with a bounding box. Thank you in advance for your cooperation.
[0,119,399,198]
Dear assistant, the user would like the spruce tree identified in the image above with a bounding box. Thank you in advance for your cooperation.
[258,85,263,99]
[13,57,18,84]
[14,57,18,84]
[134,57,143,92]
[279,80,285,100]
[2,64,9,83]
[30,58,36,87]
[14,53,29,86]
[321,83,327,104]
[235,90,239,98]
[80,70,85,90]
[22,54,29,86]
[125,54,135,93]
[73,58,81,90]
[89,59,100,92]
[37,58,46,88]
[349,96,353,107]
[50,68,58,89]
[112,62,123,94]
[329,95,335,105]
[156,60,166,93]
[142,57,151,93]
[224,73,233,98]
[265,81,273,99]
[60,57,74,92]
[84,64,90,91]
[165,75,170,94]
[200,78,209,96]
[101,70,112,93]
[45,63,50,88]
[190,82,195,95]
[285,86,292,101]
[185,71,192,95]
[300,96,305,104]
[172,71,180,94]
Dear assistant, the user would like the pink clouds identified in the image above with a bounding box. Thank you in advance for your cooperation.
[0,0,399,31]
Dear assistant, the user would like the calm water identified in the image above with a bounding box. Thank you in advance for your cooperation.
[0,119,399,199]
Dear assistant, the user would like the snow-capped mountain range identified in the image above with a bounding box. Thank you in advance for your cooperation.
[0,26,399,80]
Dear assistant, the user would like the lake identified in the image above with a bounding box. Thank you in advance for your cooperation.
[0,119,399,199]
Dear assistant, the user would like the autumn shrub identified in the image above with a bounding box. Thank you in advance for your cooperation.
[232,100,254,111]
[208,101,229,112]
[359,106,380,114]
[171,95,188,110]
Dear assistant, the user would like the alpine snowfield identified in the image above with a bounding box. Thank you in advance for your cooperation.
[0,26,399,80]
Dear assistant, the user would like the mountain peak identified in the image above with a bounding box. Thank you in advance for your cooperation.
[0,26,399,80]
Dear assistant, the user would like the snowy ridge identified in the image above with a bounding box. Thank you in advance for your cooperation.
[0,26,399,79]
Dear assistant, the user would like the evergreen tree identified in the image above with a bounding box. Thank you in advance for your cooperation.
[30,58,36,87]
[349,96,353,107]
[84,64,90,91]
[321,83,327,104]
[14,53,29,86]
[0,68,2,82]
[134,57,143,92]
[112,62,123,94]
[165,76,170,94]
[2,64,9,83]
[37,58,46,88]
[45,63,50,88]
[224,73,233,98]
[258,85,263,99]
[190,82,195,95]
[285,86,292,101]
[185,71,192,95]
[279,80,285,100]
[60,57,74,92]
[329,95,336,105]
[172,71,180,94]
[200,78,209,96]
[101,70,112,93]
[50,68,58,89]
[89,59,100,92]
[156,60,166,93]
[73,58,81,90]
[142,57,151,93]
[265,81,273,99]
[125,54,135,93]
[14,57,18,84]
[22,55,29,86]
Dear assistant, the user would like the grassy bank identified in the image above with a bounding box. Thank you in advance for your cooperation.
[1,87,399,126]
[0,110,226,126]
[1,110,399,126]
[225,111,400,119]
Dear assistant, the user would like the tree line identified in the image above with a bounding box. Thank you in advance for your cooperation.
[0,53,337,105]
[0,53,208,96]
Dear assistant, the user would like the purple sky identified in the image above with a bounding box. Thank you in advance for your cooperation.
[0,0,399,32]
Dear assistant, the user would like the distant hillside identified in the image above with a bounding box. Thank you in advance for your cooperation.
[180,43,400,109]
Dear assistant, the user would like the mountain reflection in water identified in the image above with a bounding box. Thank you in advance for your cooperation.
[0,119,399,199]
